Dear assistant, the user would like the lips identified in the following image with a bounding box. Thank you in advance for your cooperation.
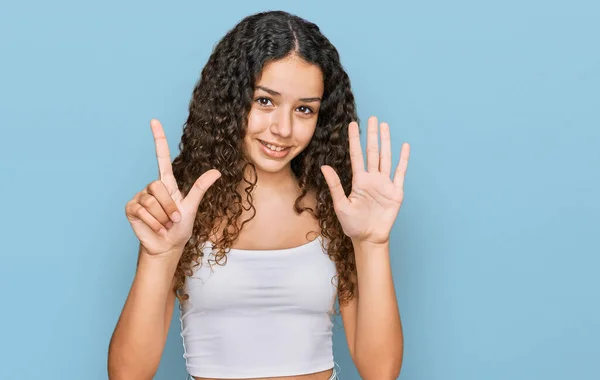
[259,140,291,151]
[257,139,292,158]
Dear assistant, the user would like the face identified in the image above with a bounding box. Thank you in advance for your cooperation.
[243,54,324,175]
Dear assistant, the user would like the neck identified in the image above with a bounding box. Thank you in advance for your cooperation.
[240,164,299,196]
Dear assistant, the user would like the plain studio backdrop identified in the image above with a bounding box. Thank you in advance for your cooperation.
[0,1,598,379]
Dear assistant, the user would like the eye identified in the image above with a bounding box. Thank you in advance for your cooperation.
[256,97,273,107]
[297,105,314,115]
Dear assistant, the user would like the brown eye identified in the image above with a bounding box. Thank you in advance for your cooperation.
[297,106,314,115]
[256,97,273,106]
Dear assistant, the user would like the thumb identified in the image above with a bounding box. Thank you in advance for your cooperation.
[320,165,350,210]
[182,169,221,211]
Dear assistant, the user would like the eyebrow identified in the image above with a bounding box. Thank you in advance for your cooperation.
[256,85,322,103]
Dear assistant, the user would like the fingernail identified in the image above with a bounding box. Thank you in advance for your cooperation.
[171,212,181,222]
[159,228,167,236]
[166,221,173,229]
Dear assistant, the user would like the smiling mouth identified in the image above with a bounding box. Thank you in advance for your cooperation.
[259,140,291,152]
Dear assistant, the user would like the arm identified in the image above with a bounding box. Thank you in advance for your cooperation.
[341,240,403,380]
[107,244,180,380]
[108,118,221,379]
[321,116,411,379]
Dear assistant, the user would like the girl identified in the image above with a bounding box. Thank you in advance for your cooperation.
[108,10,410,380]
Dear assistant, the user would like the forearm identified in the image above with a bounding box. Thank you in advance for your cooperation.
[108,246,180,379]
[353,240,404,379]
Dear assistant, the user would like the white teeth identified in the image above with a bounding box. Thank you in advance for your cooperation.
[262,141,287,152]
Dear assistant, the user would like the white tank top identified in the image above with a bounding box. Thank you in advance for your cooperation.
[179,236,338,378]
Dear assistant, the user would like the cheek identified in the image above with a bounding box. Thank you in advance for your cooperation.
[246,107,270,136]
[297,121,317,146]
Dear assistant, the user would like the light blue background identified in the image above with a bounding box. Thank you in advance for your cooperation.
[1,1,598,379]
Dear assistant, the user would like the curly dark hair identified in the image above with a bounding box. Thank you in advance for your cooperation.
[171,10,359,311]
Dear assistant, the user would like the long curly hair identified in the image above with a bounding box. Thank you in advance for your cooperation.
[171,10,359,311]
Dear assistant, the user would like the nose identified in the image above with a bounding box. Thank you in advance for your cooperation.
[270,109,293,138]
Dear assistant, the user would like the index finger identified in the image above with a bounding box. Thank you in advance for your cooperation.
[150,119,174,181]
[348,121,364,175]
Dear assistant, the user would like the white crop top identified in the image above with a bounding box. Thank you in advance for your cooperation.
[179,236,338,379]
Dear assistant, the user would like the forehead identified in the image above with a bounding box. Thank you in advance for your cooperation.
[256,55,324,98]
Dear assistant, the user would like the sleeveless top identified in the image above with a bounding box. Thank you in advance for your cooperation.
[179,236,338,378]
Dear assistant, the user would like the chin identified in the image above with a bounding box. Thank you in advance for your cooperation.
[250,155,293,174]
[242,138,303,175]
[253,153,303,176]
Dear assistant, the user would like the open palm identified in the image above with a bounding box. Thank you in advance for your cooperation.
[321,116,410,245]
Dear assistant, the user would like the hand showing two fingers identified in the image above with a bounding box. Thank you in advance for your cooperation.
[125,119,221,256]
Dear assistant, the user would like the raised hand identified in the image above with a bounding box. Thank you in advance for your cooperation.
[321,116,410,245]
[125,119,221,256]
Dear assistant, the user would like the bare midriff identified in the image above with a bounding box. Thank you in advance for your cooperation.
[193,368,334,380]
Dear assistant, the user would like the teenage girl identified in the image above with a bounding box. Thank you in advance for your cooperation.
[108,10,410,380]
